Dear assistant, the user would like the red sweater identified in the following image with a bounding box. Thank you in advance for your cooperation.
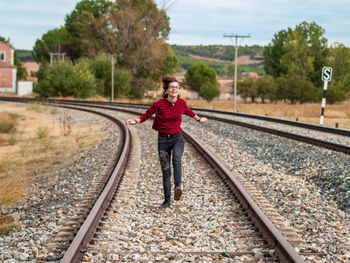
[139,98,196,134]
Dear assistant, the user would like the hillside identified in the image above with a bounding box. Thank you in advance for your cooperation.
[16,49,34,62]
[171,44,265,77]
[171,44,264,61]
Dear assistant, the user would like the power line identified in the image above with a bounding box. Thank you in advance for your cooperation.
[223,33,250,112]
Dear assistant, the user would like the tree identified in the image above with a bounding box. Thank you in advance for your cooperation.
[32,27,70,64]
[256,75,277,103]
[237,77,257,103]
[263,29,290,78]
[276,75,319,103]
[200,81,220,102]
[65,0,108,57]
[71,0,176,98]
[183,63,219,100]
[280,22,328,88]
[327,43,350,98]
[14,52,27,80]
[264,22,328,87]
[89,54,131,98]
[34,60,98,98]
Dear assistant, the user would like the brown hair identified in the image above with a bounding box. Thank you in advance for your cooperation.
[162,75,179,98]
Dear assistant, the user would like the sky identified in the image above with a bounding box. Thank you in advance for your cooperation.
[1,0,350,50]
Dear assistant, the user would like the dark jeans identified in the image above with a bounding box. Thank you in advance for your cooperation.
[158,132,184,202]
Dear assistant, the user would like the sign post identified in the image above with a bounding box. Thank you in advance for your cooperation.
[320,67,332,125]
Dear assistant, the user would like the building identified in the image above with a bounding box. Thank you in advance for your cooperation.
[0,38,17,92]
[240,72,259,80]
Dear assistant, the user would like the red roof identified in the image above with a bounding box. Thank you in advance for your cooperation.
[0,60,17,68]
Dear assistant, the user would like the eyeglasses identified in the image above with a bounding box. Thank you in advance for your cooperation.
[168,85,181,90]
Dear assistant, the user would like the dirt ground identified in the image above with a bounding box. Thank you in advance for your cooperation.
[0,102,105,207]
[22,62,40,76]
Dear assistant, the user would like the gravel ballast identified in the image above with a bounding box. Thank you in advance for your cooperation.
[0,107,121,262]
[181,115,350,262]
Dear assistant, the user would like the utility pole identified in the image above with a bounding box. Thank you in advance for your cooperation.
[110,55,115,102]
[223,33,250,112]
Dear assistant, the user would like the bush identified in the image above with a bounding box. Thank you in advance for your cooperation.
[35,61,74,97]
[0,112,19,133]
[35,60,98,98]
[89,54,131,98]
[71,58,98,98]
[237,78,257,102]
[256,75,277,103]
[277,75,320,103]
[327,85,346,104]
[200,81,220,102]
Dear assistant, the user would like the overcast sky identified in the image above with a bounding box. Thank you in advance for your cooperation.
[1,0,349,50]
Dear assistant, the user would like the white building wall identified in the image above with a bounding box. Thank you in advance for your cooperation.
[16,80,33,96]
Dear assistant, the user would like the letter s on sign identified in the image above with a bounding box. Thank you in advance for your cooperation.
[322,67,332,82]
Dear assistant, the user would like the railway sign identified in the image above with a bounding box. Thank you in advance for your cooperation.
[321,67,332,82]
[320,66,333,125]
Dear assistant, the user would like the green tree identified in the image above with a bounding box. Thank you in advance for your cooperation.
[264,22,329,86]
[256,75,277,103]
[264,21,329,103]
[263,29,290,78]
[200,81,220,102]
[34,61,74,97]
[65,0,108,57]
[327,43,350,98]
[276,75,319,103]
[89,54,132,98]
[34,60,98,98]
[72,0,175,98]
[32,26,70,64]
[280,22,328,87]
[71,58,98,98]
[184,63,219,100]
[237,78,257,103]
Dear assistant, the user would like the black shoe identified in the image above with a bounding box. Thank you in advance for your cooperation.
[174,187,182,201]
[159,201,170,209]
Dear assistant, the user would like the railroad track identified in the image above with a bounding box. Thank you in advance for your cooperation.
[0,97,309,262]
[24,98,350,154]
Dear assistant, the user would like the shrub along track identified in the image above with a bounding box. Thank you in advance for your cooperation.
[0,97,308,262]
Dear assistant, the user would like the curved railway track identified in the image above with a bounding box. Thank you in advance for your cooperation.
[0,97,307,262]
[14,98,350,154]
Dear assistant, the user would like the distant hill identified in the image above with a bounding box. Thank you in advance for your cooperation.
[16,49,34,62]
[171,44,265,77]
[171,44,264,62]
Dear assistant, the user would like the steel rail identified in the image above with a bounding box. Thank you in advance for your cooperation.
[1,96,349,136]
[0,97,305,262]
[63,104,305,263]
[69,100,350,154]
[0,97,131,262]
[183,131,305,263]
[51,106,130,263]
[45,99,350,136]
[6,96,347,154]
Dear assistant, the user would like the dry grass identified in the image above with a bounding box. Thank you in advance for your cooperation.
[0,102,106,207]
[114,98,350,130]
[0,112,19,134]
